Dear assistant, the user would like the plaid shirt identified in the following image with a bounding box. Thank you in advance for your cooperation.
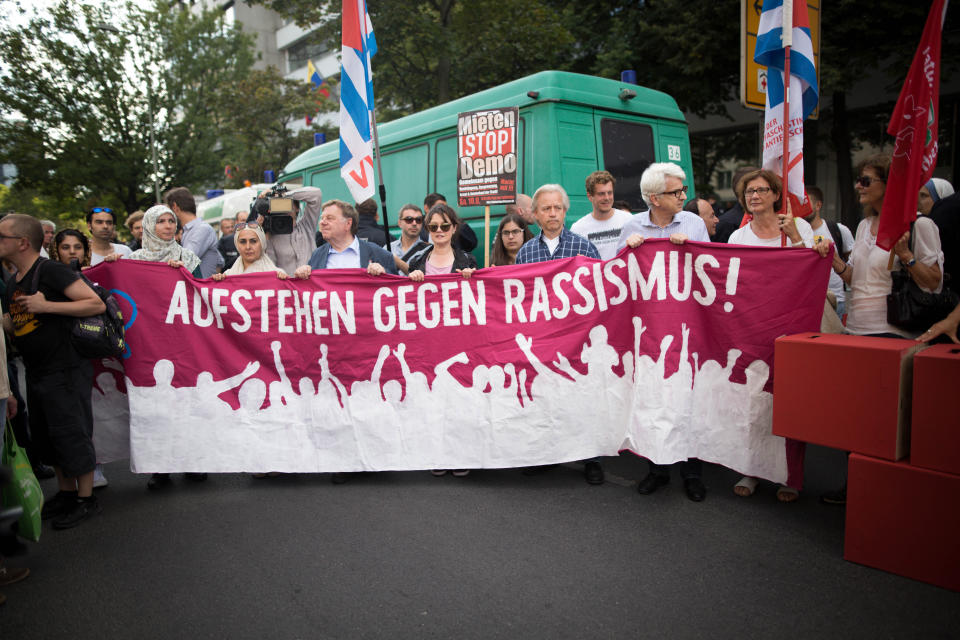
[515,227,600,264]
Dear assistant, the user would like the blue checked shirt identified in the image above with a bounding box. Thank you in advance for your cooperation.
[614,210,711,253]
[515,227,600,264]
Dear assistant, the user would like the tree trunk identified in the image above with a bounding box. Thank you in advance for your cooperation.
[830,91,858,228]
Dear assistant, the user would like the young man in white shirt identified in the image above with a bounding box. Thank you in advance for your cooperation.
[87,207,132,266]
[570,171,633,260]
[805,185,854,316]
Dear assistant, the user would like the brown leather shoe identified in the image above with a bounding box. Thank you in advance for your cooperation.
[0,565,29,587]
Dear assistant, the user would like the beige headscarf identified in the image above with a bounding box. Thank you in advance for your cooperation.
[126,205,202,273]
[223,224,286,276]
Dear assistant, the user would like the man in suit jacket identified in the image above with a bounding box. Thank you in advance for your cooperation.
[294,199,398,277]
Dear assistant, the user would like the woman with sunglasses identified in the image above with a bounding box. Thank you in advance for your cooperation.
[407,203,477,282]
[491,213,533,266]
[211,222,298,282]
[834,154,944,339]
[51,229,91,270]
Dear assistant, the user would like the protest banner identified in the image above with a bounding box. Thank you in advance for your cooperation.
[87,241,829,479]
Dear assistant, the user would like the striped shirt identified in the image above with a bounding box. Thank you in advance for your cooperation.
[615,210,711,253]
[515,228,600,264]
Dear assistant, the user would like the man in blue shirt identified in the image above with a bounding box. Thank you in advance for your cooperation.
[295,199,398,277]
[514,184,603,485]
[515,184,600,264]
[166,187,222,278]
[616,162,709,502]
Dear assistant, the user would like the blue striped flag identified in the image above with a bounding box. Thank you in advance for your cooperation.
[754,0,819,217]
[339,0,377,203]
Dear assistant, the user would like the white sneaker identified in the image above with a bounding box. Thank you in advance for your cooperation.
[93,464,108,489]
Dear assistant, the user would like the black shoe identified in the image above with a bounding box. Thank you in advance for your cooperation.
[40,490,77,520]
[147,473,172,490]
[684,477,706,502]
[584,461,604,485]
[330,473,348,485]
[185,472,208,482]
[32,464,56,480]
[820,488,846,505]
[636,472,669,495]
[51,496,101,530]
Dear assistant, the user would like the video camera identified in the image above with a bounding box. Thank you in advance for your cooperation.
[250,185,295,235]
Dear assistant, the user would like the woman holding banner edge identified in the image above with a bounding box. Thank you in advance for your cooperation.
[727,169,829,503]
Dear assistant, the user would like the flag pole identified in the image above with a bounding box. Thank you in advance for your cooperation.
[780,0,793,247]
[370,109,390,249]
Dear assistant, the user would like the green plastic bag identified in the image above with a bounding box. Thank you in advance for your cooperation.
[1,421,42,542]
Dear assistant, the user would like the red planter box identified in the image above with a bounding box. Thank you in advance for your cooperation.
[772,333,924,460]
[845,454,960,592]
[911,343,960,475]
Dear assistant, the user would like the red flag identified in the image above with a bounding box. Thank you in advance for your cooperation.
[877,0,949,250]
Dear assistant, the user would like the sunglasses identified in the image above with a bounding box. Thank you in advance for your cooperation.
[400,216,423,224]
[91,207,113,213]
[235,222,262,230]
[427,222,453,233]
[855,176,884,187]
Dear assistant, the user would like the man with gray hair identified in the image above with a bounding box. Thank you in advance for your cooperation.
[614,162,709,502]
[515,184,600,264]
[615,162,710,253]
[514,184,603,485]
[296,199,397,275]
[39,220,56,257]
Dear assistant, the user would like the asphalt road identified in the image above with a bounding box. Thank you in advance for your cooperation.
[2,446,958,639]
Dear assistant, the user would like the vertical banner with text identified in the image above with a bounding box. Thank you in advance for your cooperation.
[457,107,519,207]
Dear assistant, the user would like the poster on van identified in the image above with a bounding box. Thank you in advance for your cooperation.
[457,107,518,207]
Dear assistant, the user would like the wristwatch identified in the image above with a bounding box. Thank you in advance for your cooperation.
[905,256,917,267]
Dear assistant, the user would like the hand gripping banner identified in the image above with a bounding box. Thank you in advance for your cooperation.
[87,241,830,480]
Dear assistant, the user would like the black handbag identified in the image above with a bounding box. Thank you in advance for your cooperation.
[886,223,959,331]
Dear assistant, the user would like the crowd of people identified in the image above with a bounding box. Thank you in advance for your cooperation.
[1,159,958,605]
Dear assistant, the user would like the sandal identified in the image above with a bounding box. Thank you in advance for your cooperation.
[776,485,800,503]
[733,476,759,497]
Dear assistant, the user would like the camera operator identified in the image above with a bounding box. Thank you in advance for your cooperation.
[253,186,323,275]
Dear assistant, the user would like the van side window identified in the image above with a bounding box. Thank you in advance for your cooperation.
[600,120,655,211]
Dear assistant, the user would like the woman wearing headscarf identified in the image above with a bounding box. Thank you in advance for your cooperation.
[212,221,295,281]
[120,205,202,277]
[918,177,955,215]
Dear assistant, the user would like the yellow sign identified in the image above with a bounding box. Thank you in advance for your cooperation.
[741,0,821,117]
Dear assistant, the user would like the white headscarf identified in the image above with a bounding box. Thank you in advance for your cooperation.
[925,178,955,206]
[125,205,202,273]
[223,224,285,276]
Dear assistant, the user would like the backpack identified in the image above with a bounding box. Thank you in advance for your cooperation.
[20,258,126,359]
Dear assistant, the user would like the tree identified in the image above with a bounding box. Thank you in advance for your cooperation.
[0,0,255,217]
[219,66,339,188]
[249,0,574,119]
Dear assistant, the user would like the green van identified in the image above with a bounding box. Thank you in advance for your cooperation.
[279,70,693,261]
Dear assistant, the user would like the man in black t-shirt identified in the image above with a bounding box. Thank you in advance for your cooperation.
[0,214,105,529]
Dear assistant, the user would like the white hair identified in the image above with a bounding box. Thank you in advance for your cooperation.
[39,219,56,231]
[640,162,686,207]
[532,184,570,212]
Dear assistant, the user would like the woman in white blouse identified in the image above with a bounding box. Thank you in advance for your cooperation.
[832,154,944,339]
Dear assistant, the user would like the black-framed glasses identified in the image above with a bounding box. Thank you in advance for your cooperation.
[91,207,113,214]
[744,187,772,196]
[427,222,453,233]
[657,186,688,199]
[400,216,423,224]
[0,233,21,241]
[235,222,262,230]
[855,176,884,188]
[501,228,524,237]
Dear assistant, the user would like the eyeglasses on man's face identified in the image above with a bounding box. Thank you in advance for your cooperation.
[657,186,688,199]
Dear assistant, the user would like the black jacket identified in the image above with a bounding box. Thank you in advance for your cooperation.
[407,247,477,273]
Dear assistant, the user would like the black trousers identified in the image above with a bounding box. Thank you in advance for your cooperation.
[26,361,96,478]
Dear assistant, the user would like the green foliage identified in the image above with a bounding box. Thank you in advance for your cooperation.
[0,0,255,216]
[219,66,339,188]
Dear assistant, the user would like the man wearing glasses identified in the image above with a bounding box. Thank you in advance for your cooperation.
[389,204,430,262]
[614,162,710,503]
[615,162,710,253]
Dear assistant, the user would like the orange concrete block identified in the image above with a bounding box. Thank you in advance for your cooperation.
[845,454,960,592]
[911,343,960,474]
[773,333,925,460]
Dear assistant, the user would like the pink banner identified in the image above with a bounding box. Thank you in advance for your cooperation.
[87,240,830,478]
